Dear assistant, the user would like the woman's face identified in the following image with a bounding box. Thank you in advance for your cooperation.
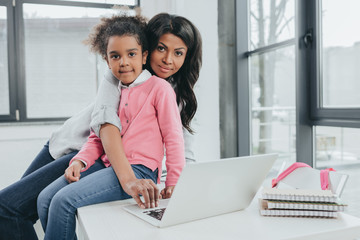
[150,33,188,79]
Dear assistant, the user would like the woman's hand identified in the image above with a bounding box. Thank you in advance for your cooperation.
[64,159,84,183]
[160,186,175,199]
[122,178,159,209]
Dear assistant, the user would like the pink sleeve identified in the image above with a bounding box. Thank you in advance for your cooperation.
[70,131,104,171]
[155,82,185,187]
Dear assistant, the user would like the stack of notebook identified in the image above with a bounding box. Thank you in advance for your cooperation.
[259,188,347,218]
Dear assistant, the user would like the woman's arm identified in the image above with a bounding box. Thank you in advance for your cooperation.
[99,124,159,209]
[50,70,122,160]
[183,127,196,163]
[90,69,122,137]
[49,103,94,159]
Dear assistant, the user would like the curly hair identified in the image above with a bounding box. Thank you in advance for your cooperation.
[85,15,148,59]
[145,13,202,133]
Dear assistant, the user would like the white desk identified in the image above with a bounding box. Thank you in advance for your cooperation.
[77,195,360,240]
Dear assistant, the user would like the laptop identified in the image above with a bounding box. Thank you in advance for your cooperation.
[123,153,277,228]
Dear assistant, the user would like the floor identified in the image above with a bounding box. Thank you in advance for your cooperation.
[1,123,360,239]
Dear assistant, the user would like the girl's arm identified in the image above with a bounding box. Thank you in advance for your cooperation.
[92,70,159,208]
[99,124,159,209]
[156,82,186,197]
[65,131,104,182]
[90,68,122,137]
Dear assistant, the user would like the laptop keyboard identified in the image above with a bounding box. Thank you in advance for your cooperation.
[143,208,166,221]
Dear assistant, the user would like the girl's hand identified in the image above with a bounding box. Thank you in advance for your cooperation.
[160,186,175,199]
[122,178,159,209]
[64,159,84,183]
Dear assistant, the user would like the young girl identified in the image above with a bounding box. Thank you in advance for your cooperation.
[36,15,185,240]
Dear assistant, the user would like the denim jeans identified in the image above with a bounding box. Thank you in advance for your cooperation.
[0,142,78,240]
[37,162,158,240]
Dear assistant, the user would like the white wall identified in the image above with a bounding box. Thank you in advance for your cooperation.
[141,0,220,162]
[0,123,61,190]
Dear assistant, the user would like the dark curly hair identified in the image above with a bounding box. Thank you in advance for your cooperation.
[146,13,202,133]
[86,15,148,59]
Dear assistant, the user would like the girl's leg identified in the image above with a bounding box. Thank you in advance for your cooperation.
[0,150,77,240]
[39,165,157,240]
[21,141,54,178]
[37,159,107,232]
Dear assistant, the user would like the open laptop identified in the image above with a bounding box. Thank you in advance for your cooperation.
[123,153,277,228]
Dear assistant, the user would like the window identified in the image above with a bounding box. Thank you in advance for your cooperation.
[250,0,295,49]
[62,0,136,4]
[310,0,360,168]
[227,0,360,168]
[321,0,360,108]
[0,6,9,115]
[296,0,360,167]
[315,126,360,168]
[0,0,137,122]
[250,46,296,161]
[23,4,120,118]
[247,0,296,166]
[309,0,360,123]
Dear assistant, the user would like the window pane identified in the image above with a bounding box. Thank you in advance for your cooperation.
[0,7,9,115]
[250,0,295,50]
[322,0,360,108]
[251,46,296,165]
[62,0,136,5]
[23,4,129,118]
[315,126,360,168]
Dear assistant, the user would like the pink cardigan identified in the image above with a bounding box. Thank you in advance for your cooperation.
[71,75,185,186]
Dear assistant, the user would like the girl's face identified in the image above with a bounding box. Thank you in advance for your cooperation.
[106,35,148,86]
[150,33,188,79]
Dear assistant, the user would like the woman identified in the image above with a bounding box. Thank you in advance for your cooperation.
[90,13,202,204]
[0,13,202,240]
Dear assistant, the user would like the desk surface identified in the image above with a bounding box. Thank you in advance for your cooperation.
[77,194,360,240]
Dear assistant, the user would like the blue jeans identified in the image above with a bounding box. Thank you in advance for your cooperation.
[0,142,78,240]
[37,162,158,240]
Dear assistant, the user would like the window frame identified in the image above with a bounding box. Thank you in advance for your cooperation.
[235,0,298,159]
[0,0,17,121]
[234,0,360,167]
[308,0,360,128]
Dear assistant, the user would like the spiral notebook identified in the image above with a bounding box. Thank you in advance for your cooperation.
[261,188,338,203]
[259,199,347,211]
[259,188,344,218]
[259,207,338,218]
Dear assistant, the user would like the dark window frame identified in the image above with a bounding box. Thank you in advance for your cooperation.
[308,0,360,128]
[233,0,360,167]
[234,0,298,159]
[0,0,17,121]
